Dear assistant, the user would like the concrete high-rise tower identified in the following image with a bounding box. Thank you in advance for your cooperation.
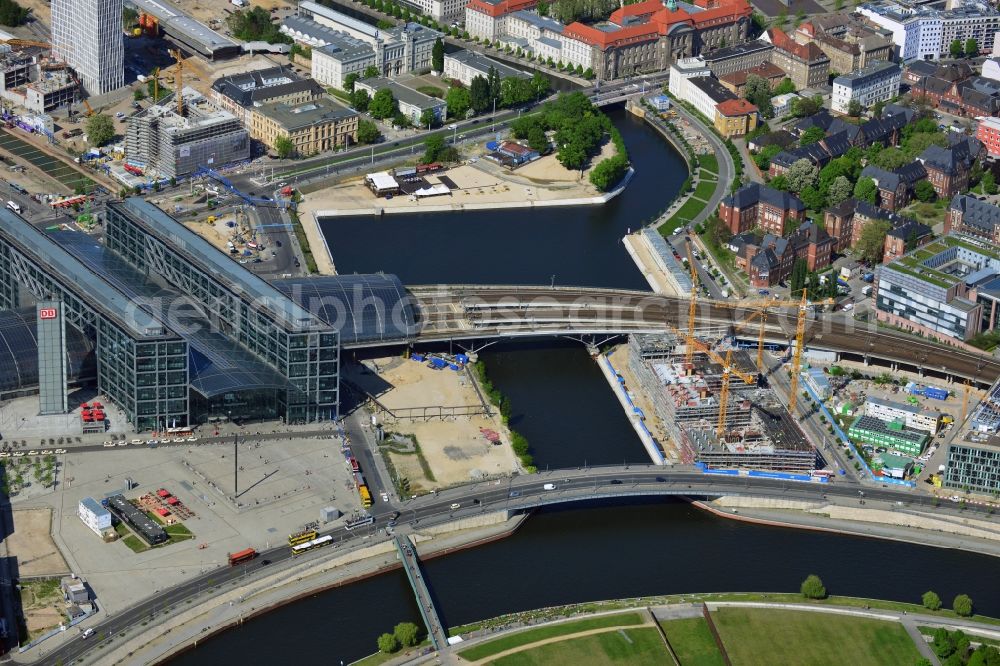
[51,0,124,96]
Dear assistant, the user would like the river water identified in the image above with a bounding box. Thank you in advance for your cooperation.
[318,109,679,288]
[169,111,1000,666]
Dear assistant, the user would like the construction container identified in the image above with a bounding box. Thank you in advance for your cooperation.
[924,387,949,400]
[321,506,340,523]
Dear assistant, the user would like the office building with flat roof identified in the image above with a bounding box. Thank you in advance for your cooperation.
[848,414,930,457]
[51,0,124,95]
[443,50,530,87]
[125,87,250,178]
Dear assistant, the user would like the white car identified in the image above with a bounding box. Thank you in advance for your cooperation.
[146,439,158,445]
[450,503,461,509]
[12,452,24,457]
[27,450,37,455]
[0,452,9,458]
[55,449,66,454]
[103,442,115,447]
[186,436,198,442]
[381,491,389,502]
[117,441,128,446]
[40,450,53,455]
[131,439,143,445]
[172,438,185,443]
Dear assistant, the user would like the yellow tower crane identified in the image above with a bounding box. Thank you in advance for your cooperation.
[169,49,185,115]
[666,323,756,437]
[961,380,972,424]
[685,244,698,366]
[787,289,810,416]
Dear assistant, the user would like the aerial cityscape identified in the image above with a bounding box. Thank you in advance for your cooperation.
[0,0,997,663]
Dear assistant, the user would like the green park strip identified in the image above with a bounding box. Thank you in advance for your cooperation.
[712,607,922,666]
[692,180,716,202]
[919,626,1000,648]
[487,627,668,665]
[698,153,719,175]
[457,612,645,661]
[658,617,725,666]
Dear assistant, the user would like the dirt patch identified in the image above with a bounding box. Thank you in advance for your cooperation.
[7,509,70,577]
[19,577,67,640]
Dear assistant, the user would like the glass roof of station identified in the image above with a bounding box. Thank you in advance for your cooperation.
[0,208,172,339]
[0,307,96,393]
[52,232,295,398]
[113,198,327,333]
[272,274,418,345]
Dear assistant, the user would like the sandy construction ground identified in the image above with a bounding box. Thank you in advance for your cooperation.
[301,140,619,216]
[347,357,518,489]
[8,509,70,577]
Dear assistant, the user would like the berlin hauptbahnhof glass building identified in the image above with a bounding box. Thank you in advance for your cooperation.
[0,198,416,431]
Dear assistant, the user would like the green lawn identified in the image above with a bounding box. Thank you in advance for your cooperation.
[698,153,719,175]
[693,180,717,202]
[659,617,725,666]
[121,535,148,553]
[458,613,645,661]
[488,627,667,666]
[671,197,708,223]
[712,608,922,666]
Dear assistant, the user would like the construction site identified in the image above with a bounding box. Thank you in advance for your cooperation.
[626,331,815,471]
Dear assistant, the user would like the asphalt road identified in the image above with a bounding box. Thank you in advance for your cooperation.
[38,465,995,665]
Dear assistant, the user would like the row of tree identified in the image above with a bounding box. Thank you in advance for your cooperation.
[949,38,980,59]
[0,0,27,27]
[376,622,421,654]
[225,7,291,45]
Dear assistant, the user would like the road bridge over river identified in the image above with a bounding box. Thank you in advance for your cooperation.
[355,284,1000,387]
[38,466,997,666]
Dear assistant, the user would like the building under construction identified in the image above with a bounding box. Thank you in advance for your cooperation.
[628,333,815,471]
[125,86,249,178]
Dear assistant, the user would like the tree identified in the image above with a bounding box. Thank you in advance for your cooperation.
[914,179,936,202]
[369,88,397,119]
[274,135,295,159]
[85,114,115,146]
[352,88,370,113]
[872,100,886,118]
[527,125,549,152]
[537,0,549,15]
[853,176,878,205]
[953,594,974,617]
[470,75,491,114]
[800,574,826,599]
[394,622,420,647]
[226,6,291,44]
[790,95,823,118]
[950,39,963,58]
[922,590,942,611]
[344,73,360,92]
[432,37,444,73]
[800,126,826,146]
[377,633,399,653]
[827,175,853,207]
[785,158,819,192]
[589,155,628,191]
[487,66,501,106]
[965,38,978,57]
[420,108,438,129]
[557,141,588,170]
[847,99,863,117]
[982,170,998,195]
[357,119,381,144]
[856,218,891,263]
[769,174,789,191]
[744,74,773,118]
[133,89,146,101]
[363,64,381,79]
[423,134,445,163]
[800,184,825,210]
[531,72,551,99]
[790,258,808,293]
[446,86,471,119]
[774,78,796,96]
[933,628,956,659]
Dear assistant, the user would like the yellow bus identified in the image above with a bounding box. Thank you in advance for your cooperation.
[288,529,319,547]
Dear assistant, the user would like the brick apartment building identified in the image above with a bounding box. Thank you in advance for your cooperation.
[917,135,983,198]
[718,183,805,235]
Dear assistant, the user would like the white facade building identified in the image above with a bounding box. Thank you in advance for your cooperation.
[771,92,800,116]
[668,58,712,99]
[860,1,999,60]
[51,0,124,95]
[831,61,901,113]
[78,497,112,536]
[442,50,529,86]
[865,397,941,434]
[984,57,1000,82]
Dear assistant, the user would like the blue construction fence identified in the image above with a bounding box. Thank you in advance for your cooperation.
[695,462,827,483]
[600,355,665,464]
[800,374,916,488]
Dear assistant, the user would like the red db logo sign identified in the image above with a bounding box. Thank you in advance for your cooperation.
[39,308,57,319]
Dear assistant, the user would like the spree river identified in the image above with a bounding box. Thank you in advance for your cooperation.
[169,111,1000,666]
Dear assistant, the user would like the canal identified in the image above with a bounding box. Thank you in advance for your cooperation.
[170,498,1000,666]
